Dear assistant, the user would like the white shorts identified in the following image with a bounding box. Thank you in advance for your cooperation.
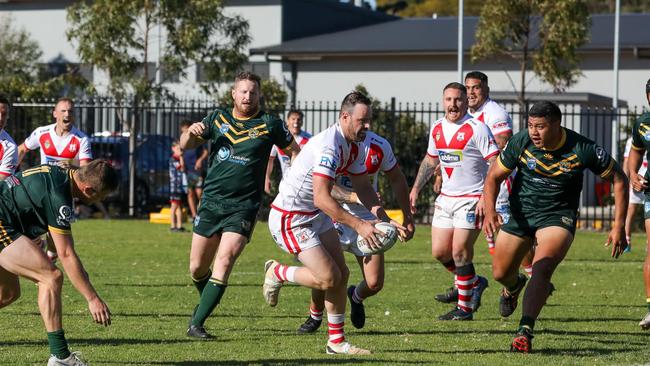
[432,194,481,230]
[268,206,334,254]
[630,186,645,205]
[334,208,377,257]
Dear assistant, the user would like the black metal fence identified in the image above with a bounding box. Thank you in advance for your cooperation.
[7,98,647,230]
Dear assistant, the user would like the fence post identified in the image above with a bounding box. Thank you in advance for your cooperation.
[128,100,139,217]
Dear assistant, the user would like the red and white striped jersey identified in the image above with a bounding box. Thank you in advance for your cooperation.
[469,98,513,137]
[427,114,499,197]
[336,131,397,216]
[272,123,366,213]
[624,137,648,176]
[270,130,311,177]
[0,130,18,178]
[23,123,92,165]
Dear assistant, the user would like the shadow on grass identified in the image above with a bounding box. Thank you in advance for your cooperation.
[1,337,217,347]
[103,283,263,288]
[99,359,431,365]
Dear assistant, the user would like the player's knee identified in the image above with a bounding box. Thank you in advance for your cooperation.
[431,247,449,262]
[365,277,384,293]
[531,258,557,279]
[492,265,510,283]
[451,250,470,266]
[315,269,340,290]
[0,286,21,308]
[40,268,64,292]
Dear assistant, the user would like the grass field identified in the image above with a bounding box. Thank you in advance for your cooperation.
[0,219,648,365]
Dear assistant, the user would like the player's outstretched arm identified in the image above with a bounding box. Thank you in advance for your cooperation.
[180,122,206,150]
[49,230,111,326]
[482,160,511,237]
[349,173,406,234]
[385,166,415,242]
[264,156,275,195]
[628,148,647,192]
[409,155,438,215]
[604,166,630,258]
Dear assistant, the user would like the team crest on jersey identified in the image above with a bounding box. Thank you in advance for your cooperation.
[44,141,51,149]
[457,132,465,141]
[57,205,74,226]
[370,155,379,166]
[69,144,77,152]
[559,161,571,172]
[526,158,537,170]
[248,129,259,139]
[435,132,441,141]
[219,123,230,134]
[645,131,650,141]
[595,146,606,162]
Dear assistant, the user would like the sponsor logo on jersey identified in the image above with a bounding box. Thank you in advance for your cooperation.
[595,146,606,162]
[219,123,230,134]
[543,153,553,159]
[492,121,510,130]
[526,158,537,170]
[57,205,74,226]
[438,151,462,164]
[561,216,573,226]
[319,155,336,171]
[644,131,650,141]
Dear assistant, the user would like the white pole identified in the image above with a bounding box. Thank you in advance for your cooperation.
[612,0,620,160]
[457,0,463,82]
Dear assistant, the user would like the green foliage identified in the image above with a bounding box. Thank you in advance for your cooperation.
[66,0,250,101]
[0,15,91,100]
[471,0,589,107]
[376,0,484,17]
[0,220,647,364]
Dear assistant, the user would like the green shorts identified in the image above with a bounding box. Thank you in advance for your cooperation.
[192,200,258,241]
[0,220,31,252]
[501,209,578,239]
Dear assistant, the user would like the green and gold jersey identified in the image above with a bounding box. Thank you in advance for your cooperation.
[498,127,616,215]
[0,165,74,240]
[630,112,650,181]
[199,108,292,209]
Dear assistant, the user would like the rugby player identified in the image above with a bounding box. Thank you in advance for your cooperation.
[626,78,650,330]
[264,109,311,194]
[181,71,299,339]
[409,82,498,321]
[0,95,18,179]
[622,136,647,252]
[295,128,415,334]
[0,160,118,366]
[484,101,628,352]
[264,91,404,355]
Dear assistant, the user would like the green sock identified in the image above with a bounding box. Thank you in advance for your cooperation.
[192,270,212,295]
[507,274,525,294]
[191,279,227,326]
[519,315,535,330]
[47,329,70,359]
[646,298,650,312]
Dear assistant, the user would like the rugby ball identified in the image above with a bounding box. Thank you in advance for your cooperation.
[356,222,398,255]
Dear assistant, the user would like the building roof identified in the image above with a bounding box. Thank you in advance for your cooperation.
[251,13,650,58]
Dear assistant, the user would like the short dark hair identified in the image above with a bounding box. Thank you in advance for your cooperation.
[465,71,488,85]
[234,71,261,88]
[179,120,193,128]
[287,109,304,119]
[645,78,650,94]
[55,97,74,108]
[77,159,119,194]
[443,82,467,96]
[528,101,562,123]
[339,91,371,116]
[0,94,10,108]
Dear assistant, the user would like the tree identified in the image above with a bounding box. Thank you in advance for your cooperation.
[66,0,251,101]
[0,15,89,100]
[376,0,484,17]
[471,0,589,110]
